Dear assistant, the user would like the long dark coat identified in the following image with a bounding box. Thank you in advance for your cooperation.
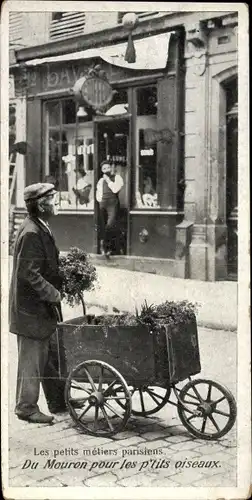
[9,215,63,340]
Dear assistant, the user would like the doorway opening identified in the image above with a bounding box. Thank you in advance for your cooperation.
[225,76,238,279]
[95,116,130,256]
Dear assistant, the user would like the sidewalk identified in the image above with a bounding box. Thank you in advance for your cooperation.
[73,265,237,331]
[7,257,237,330]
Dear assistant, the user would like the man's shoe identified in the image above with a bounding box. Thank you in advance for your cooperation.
[17,411,54,424]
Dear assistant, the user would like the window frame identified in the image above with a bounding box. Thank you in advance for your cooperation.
[43,97,95,212]
[131,83,165,212]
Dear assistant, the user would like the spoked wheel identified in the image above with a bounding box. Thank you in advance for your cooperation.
[65,360,132,437]
[177,378,237,440]
[113,385,171,416]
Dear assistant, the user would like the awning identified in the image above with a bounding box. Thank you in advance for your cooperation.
[13,32,173,71]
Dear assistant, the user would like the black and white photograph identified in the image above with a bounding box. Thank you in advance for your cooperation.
[1,2,250,499]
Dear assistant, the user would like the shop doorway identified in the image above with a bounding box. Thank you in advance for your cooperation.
[225,77,238,279]
[94,115,131,255]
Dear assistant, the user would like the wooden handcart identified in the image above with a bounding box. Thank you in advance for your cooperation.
[56,315,237,440]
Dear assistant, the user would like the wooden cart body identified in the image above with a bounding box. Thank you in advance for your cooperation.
[58,315,201,385]
[57,314,236,441]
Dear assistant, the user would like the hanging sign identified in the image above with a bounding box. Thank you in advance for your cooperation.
[140,148,154,156]
[106,154,127,165]
[72,65,113,112]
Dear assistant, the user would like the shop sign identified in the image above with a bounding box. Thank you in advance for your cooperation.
[77,144,94,155]
[140,148,154,156]
[73,66,113,112]
[81,77,113,110]
[106,154,126,164]
[18,62,133,97]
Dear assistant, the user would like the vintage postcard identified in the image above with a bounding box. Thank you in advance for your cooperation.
[1,1,250,499]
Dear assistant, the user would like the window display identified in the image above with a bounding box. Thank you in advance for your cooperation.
[134,86,159,209]
[134,85,175,210]
[136,129,159,208]
[45,84,176,212]
[45,98,94,210]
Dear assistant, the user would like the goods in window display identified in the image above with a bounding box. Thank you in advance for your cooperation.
[46,98,95,210]
[72,167,92,206]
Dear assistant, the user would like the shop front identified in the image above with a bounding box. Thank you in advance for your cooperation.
[12,30,187,276]
[10,12,238,281]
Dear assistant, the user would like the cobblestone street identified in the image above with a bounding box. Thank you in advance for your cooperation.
[8,324,237,488]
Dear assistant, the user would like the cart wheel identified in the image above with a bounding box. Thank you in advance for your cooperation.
[113,385,171,416]
[65,360,132,437]
[177,378,237,440]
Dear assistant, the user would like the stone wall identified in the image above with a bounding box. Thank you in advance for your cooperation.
[183,15,238,280]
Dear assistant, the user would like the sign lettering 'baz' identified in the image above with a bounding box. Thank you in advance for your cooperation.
[18,63,118,100]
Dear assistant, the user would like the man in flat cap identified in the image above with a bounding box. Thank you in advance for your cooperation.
[9,183,68,423]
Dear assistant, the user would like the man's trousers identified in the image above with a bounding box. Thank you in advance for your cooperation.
[99,199,120,253]
[15,330,67,417]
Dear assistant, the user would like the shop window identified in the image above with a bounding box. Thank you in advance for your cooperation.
[105,89,128,116]
[62,99,76,124]
[134,83,178,210]
[45,98,94,211]
[134,86,159,209]
[47,101,60,127]
[137,86,157,116]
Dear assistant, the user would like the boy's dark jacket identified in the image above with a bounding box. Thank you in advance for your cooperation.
[9,216,62,340]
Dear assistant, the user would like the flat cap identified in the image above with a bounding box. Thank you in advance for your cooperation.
[24,183,57,202]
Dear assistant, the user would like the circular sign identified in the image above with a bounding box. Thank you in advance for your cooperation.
[80,76,113,110]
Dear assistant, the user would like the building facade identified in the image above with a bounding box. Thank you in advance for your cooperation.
[9,9,238,281]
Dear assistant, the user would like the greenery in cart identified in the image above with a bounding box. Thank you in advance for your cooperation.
[65,301,199,330]
[59,247,98,315]
[138,300,199,328]
[92,300,199,329]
